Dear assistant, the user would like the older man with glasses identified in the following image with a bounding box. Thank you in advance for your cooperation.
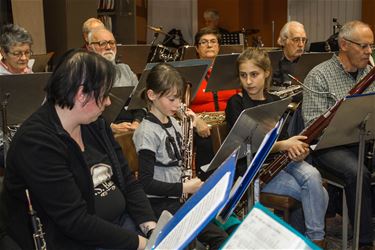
[87,28,145,133]
[302,20,375,250]
[0,24,33,75]
[273,21,308,86]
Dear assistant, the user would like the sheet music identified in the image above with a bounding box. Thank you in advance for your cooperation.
[155,173,231,249]
[222,204,314,250]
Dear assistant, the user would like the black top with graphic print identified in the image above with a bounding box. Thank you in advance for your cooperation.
[82,127,126,221]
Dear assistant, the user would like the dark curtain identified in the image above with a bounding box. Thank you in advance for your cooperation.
[0,0,12,26]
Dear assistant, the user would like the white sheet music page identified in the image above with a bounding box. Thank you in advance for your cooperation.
[222,206,312,250]
[156,172,231,249]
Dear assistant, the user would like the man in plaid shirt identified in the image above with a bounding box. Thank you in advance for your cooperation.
[302,20,375,249]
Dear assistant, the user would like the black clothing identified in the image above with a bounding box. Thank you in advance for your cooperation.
[272,55,299,86]
[225,91,281,129]
[1,102,155,250]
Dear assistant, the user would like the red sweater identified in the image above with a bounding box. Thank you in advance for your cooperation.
[190,69,238,113]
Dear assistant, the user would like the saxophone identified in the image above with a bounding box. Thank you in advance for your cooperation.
[25,189,47,250]
[180,83,195,202]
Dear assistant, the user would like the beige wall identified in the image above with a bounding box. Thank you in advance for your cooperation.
[11,0,46,54]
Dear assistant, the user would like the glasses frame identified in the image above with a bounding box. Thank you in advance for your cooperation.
[344,38,375,50]
[7,50,33,58]
[198,39,219,46]
[90,40,117,49]
[287,37,308,44]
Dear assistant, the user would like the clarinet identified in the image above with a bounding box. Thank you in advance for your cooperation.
[259,66,375,184]
[180,83,195,202]
[25,189,47,250]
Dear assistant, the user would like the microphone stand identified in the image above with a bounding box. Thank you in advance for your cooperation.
[1,93,10,168]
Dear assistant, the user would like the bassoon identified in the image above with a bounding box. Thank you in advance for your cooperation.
[259,66,375,184]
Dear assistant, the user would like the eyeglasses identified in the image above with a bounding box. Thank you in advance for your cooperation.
[90,40,116,48]
[7,50,32,58]
[287,37,308,44]
[198,39,218,46]
[344,38,375,50]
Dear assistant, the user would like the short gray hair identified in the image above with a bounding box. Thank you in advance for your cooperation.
[0,24,33,53]
[277,21,305,46]
[82,18,105,35]
[338,20,370,41]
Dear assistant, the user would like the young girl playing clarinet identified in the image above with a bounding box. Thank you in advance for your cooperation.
[133,63,227,249]
[225,48,328,247]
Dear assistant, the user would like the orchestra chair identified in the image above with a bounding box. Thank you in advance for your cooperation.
[210,121,302,224]
[30,52,54,72]
[114,131,139,178]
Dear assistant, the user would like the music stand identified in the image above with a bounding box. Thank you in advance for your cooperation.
[314,93,375,250]
[268,50,283,78]
[0,73,51,167]
[293,52,333,82]
[127,59,211,110]
[101,86,134,124]
[203,96,292,173]
[116,45,151,75]
[205,53,240,93]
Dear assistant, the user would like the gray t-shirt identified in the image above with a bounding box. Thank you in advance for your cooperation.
[133,116,183,198]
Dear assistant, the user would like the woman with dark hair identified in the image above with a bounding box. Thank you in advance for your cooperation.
[191,27,239,175]
[1,49,156,250]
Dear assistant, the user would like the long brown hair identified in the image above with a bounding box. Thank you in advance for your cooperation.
[236,48,272,92]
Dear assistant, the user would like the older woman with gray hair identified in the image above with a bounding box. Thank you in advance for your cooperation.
[0,24,33,74]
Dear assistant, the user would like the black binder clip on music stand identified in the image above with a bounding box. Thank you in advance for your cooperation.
[0,73,51,167]
[314,93,375,250]
[127,59,211,110]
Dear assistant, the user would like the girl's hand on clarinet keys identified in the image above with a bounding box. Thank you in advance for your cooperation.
[183,177,203,194]
[185,108,197,126]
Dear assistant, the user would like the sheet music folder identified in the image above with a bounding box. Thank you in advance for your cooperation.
[146,148,239,250]
[101,86,134,124]
[222,202,318,249]
[314,93,375,151]
[217,117,284,223]
[203,96,292,173]
[0,73,51,125]
[205,53,240,92]
[127,59,211,110]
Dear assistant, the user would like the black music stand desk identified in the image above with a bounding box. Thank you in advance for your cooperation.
[0,73,51,167]
[314,93,375,250]
[101,86,134,124]
[205,53,240,93]
[293,52,333,82]
[203,96,292,173]
[127,59,211,110]
[0,73,51,126]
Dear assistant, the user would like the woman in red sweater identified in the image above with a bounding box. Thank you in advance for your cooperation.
[191,27,238,174]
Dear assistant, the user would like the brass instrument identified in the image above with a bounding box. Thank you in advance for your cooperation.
[180,83,195,202]
[197,111,226,127]
[25,189,47,250]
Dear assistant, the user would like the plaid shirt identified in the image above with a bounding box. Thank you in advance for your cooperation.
[302,54,375,126]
